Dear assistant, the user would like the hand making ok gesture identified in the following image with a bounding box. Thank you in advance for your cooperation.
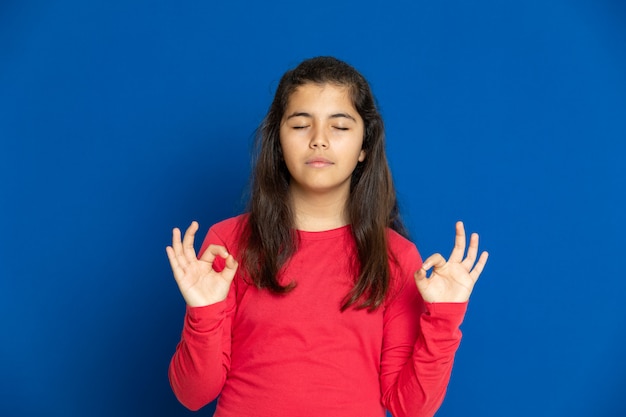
[166,221,238,307]
[414,221,489,303]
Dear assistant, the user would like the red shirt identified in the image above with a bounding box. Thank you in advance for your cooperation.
[169,215,467,417]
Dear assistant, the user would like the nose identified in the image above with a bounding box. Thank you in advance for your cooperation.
[309,127,329,149]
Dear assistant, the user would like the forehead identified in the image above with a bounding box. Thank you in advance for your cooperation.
[285,83,355,111]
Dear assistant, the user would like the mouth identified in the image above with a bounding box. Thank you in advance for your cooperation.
[305,157,334,168]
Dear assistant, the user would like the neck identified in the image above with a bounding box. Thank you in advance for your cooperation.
[289,186,350,231]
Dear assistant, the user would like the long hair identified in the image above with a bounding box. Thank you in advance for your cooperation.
[239,56,408,311]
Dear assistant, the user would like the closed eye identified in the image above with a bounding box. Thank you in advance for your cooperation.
[293,125,309,129]
[333,126,349,131]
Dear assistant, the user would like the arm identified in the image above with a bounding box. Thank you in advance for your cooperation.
[382,222,488,416]
[168,300,234,410]
[166,223,238,410]
[380,255,466,417]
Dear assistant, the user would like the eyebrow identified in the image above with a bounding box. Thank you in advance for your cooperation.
[285,112,357,122]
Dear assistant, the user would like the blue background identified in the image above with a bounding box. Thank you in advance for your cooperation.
[1,1,625,416]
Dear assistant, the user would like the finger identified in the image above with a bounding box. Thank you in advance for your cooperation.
[171,227,188,267]
[165,246,178,269]
[461,232,479,270]
[166,246,184,281]
[198,244,230,266]
[221,254,239,284]
[469,251,489,281]
[421,253,447,276]
[182,221,199,263]
[414,265,427,282]
[171,227,182,255]
[413,267,429,295]
[448,221,466,263]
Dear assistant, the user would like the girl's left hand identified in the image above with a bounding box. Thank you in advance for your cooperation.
[414,221,489,303]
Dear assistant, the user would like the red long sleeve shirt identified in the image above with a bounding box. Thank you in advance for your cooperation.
[169,215,467,417]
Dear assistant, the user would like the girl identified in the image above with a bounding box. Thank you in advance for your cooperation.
[166,56,488,417]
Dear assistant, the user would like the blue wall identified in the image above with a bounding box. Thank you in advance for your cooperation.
[1,1,625,416]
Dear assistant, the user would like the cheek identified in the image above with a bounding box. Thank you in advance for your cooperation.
[278,140,298,168]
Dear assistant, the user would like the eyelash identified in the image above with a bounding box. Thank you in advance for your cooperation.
[293,126,349,131]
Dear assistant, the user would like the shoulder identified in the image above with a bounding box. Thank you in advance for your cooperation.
[209,213,249,238]
[385,228,423,301]
[386,228,421,263]
[199,213,249,255]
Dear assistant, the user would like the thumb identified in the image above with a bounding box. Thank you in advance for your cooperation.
[414,266,427,282]
[414,253,446,289]
[414,264,430,294]
[421,253,447,275]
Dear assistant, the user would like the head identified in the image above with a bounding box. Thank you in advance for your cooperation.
[244,57,405,310]
[256,56,387,200]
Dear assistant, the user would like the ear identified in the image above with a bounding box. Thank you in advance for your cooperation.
[358,149,366,162]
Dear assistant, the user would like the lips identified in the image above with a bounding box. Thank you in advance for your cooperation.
[305,157,334,167]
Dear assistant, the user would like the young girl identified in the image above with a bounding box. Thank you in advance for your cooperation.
[166,56,488,417]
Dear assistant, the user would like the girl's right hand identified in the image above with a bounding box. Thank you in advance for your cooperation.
[166,221,238,307]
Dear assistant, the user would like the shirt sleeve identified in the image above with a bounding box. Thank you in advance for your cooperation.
[380,243,468,417]
[167,226,236,411]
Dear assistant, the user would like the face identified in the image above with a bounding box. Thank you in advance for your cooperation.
[279,83,366,200]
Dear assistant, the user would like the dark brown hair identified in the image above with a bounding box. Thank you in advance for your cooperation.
[239,56,407,311]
